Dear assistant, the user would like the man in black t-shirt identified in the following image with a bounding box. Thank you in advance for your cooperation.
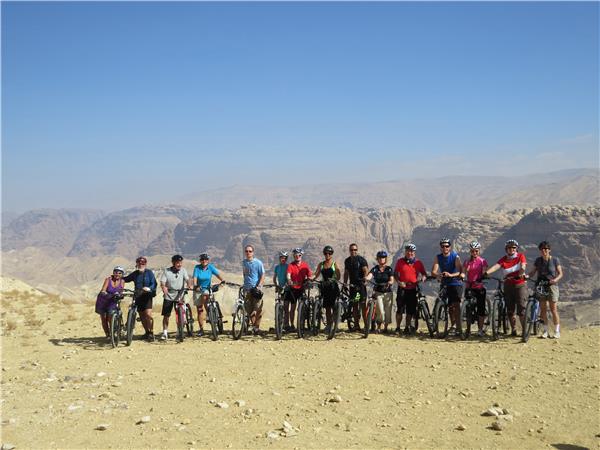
[343,243,369,331]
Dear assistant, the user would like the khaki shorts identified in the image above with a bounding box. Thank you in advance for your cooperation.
[504,282,527,316]
[244,291,263,317]
[539,285,559,303]
[193,290,210,307]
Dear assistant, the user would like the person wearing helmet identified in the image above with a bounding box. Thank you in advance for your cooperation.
[365,250,394,333]
[485,239,527,336]
[313,246,341,332]
[242,245,266,335]
[394,243,427,335]
[273,251,289,292]
[286,248,313,332]
[159,255,193,340]
[123,256,157,341]
[528,241,563,338]
[431,238,464,335]
[462,241,489,337]
[95,266,125,339]
[193,253,225,337]
[343,243,369,332]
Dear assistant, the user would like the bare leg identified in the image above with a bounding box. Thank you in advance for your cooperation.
[101,315,110,336]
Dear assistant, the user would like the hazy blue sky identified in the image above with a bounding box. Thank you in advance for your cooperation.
[2,1,598,212]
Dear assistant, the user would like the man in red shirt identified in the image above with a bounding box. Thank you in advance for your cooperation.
[485,239,527,336]
[394,243,428,335]
[285,248,312,332]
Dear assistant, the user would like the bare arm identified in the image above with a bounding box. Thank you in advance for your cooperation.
[100,277,109,294]
[485,263,501,275]
[552,264,563,284]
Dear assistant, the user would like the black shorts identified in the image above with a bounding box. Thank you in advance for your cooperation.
[161,298,176,317]
[445,285,463,304]
[466,288,487,317]
[135,293,153,312]
[320,283,340,308]
[349,285,367,303]
[397,288,417,316]
[285,287,304,304]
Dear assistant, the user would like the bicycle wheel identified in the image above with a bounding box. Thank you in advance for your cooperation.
[109,312,121,348]
[500,302,509,335]
[522,300,536,343]
[208,304,219,341]
[274,302,284,340]
[312,298,323,336]
[420,299,435,338]
[459,300,471,340]
[482,298,492,333]
[328,301,342,340]
[126,308,136,346]
[491,300,500,340]
[363,300,374,338]
[433,300,448,339]
[185,304,194,337]
[297,301,307,338]
[231,304,245,340]
[216,303,224,334]
[176,306,185,342]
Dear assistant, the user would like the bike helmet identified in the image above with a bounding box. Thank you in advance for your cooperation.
[136,256,147,265]
[376,250,388,259]
[171,254,184,263]
[292,247,304,255]
[278,251,289,258]
[538,241,551,250]
[199,253,210,261]
[404,243,417,251]
[323,245,334,255]
[113,266,125,274]
[439,238,451,246]
[469,241,481,250]
[505,239,519,248]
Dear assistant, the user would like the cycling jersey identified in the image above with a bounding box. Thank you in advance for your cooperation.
[287,261,312,289]
[369,265,393,292]
[274,263,288,287]
[436,251,462,286]
[497,253,526,285]
[464,256,488,289]
[193,264,220,289]
[394,258,427,289]
[344,255,368,284]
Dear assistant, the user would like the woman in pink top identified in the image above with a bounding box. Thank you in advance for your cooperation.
[462,241,488,337]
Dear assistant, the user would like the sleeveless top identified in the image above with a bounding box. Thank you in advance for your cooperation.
[106,277,124,295]
[436,251,462,286]
[320,261,337,281]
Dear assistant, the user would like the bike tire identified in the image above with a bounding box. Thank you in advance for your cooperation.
[491,300,500,340]
[208,304,219,341]
[522,300,536,343]
[420,299,435,338]
[274,302,284,340]
[217,303,224,334]
[433,300,448,339]
[297,301,307,339]
[482,298,492,333]
[185,304,194,337]
[126,308,136,346]
[500,301,509,335]
[231,304,245,340]
[177,306,185,342]
[459,301,470,340]
[328,301,342,340]
[363,301,374,338]
[110,312,121,348]
[312,298,323,336]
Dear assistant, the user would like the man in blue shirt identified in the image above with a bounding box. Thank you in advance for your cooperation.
[243,245,265,335]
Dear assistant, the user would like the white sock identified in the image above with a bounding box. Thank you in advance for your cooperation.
[543,323,548,332]
[555,324,560,333]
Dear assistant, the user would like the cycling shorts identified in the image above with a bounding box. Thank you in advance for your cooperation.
[349,285,367,303]
[467,288,487,317]
[135,293,153,312]
[445,285,463,305]
[397,288,417,316]
[161,298,177,317]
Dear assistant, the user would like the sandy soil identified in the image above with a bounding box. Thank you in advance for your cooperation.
[1,288,599,450]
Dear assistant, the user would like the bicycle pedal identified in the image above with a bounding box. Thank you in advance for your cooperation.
[136,318,141,322]
[221,320,228,324]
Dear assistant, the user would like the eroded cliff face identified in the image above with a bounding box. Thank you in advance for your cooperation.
[145,206,432,271]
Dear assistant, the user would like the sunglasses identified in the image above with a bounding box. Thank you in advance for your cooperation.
[440,245,450,248]
[245,250,253,253]
[323,252,333,255]
[507,246,517,249]
[350,248,358,252]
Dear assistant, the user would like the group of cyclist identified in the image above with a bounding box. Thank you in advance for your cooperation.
[95,238,563,341]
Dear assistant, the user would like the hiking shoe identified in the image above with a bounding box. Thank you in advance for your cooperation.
[511,329,518,337]
[540,331,549,339]
[160,331,168,341]
[253,327,260,336]
[554,331,560,339]
[403,327,410,335]
[196,329,204,337]
[289,325,296,332]
[477,330,485,338]
[395,327,401,334]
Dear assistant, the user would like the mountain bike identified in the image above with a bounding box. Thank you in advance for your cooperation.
[404,281,435,337]
[296,281,323,338]
[226,282,250,340]
[174,288,194,342]
[327,282,357,340]
[273,285,288,340]
[204,283,226,341]
[459,282,491,340]
[522,279,552,343]
[432,280,452,339]
[125,289,142,346]
[488,277,509,340]
[365,280,391,338]
[107,289,134,348]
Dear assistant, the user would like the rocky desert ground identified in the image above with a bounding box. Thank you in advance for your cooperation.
[1,277,599,450]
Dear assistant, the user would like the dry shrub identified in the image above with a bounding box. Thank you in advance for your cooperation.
[3,319,17,334]
[25,317,45,327]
